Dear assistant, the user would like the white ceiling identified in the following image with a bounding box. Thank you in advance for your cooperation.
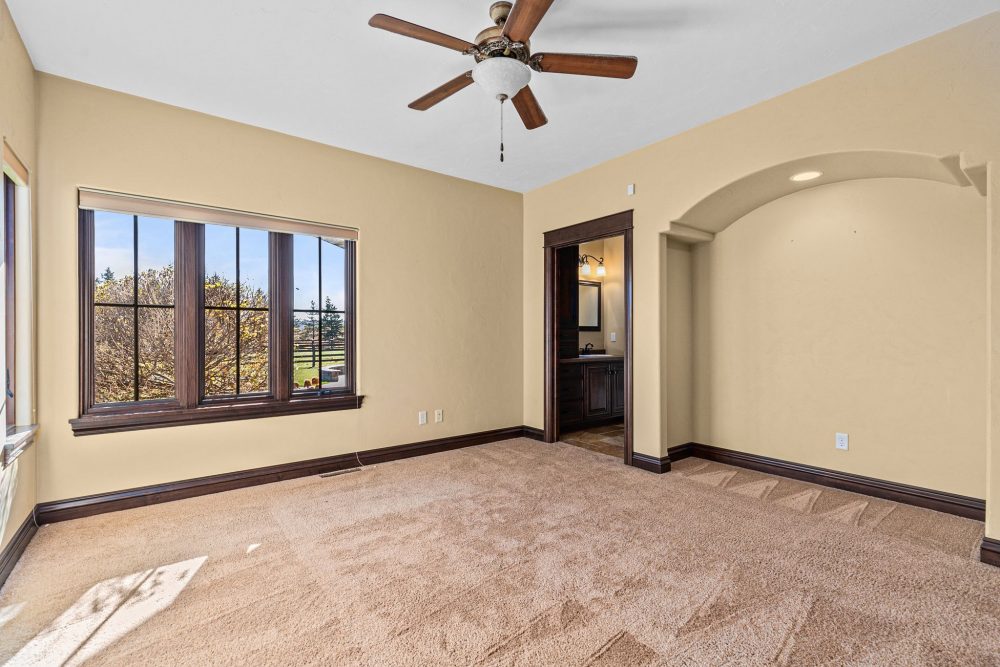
[8,1,999,192]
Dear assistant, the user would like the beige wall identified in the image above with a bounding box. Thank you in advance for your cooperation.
[523,14,1000,526]
[34,74,523,503]
[0,0,36,552]
[692,179,986,497]
[665,241,693,447]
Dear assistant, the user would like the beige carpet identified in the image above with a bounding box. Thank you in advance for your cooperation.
[1,438,999,665]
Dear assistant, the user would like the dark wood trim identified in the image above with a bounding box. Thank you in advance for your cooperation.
[982,537,1000,568]
[270,232,293,401]
[0,511,37,590]
[70,393,365,436]
[38,425,540,523]
[543,211,634,466]
[631,452,670,474]
[78,210,95,416]
[543,245,557,443]
[623,227,633,465]
[543,210,634,249]
[175,222,203,409]
[522,425,545,441]
[344,239,357,395]
[667,442,986,521]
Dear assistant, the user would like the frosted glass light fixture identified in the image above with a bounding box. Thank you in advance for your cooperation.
[472,57,532,101]
[579,254,604,277]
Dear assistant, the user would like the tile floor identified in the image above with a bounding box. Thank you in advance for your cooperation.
[560,423,625,458]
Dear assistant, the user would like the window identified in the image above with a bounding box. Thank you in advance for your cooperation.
[3,175,14,427]
[203,225,270,397]
[92,212,176,403]
[73,193,359,435]
[292,236,348,393]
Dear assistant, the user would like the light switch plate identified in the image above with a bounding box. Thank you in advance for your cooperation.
[418,411,428,425]
[627,184,636,196]
[836,433,849,450]
[434,409,444,423]
[610,332,617,343]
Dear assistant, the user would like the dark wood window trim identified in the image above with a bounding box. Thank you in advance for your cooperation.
[73,209,362,436]
[4,175,15,428]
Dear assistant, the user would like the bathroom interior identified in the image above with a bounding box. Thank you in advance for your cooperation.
[558,234,626,457]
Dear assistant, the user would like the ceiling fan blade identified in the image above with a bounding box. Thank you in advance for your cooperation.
[369,14,476,53]
[503,0,556,43]
[533,53,638,79]
[511,86,548,130]
[408,72,475,111]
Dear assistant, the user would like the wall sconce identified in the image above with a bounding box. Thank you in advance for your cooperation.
[579,254,605,277]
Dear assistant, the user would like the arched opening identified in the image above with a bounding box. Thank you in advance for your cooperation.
[659,149,991,513]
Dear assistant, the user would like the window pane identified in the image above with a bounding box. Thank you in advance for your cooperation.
[204,224,237,307]
[205,309,237,396]
[137,307,175,400]
[240,228,269,309]
[94,305,135,403]
[292,310,319,392]
[240,310,269,394]
[320,312,348,390]
[321,240,345,312]
[293,235,319,311]
[137,216,175,305]
[93,211,134,305]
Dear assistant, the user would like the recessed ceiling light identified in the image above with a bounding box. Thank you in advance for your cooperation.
[790,170,823,182]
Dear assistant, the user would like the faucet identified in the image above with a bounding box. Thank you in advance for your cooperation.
[583,343,594,355]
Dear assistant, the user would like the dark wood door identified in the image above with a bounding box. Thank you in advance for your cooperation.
[585,363,611,418]
[611,362,625,416]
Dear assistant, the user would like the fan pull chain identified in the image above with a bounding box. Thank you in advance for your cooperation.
[499,98,505,164]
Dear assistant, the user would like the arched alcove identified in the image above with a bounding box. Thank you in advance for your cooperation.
[667,150,987,242]
[657,149,998,561]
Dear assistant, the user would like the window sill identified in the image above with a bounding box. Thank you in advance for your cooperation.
[3,424,38,468]
[69,395,364,436]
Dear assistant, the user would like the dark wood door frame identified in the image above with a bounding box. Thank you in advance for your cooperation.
[544,210,634,464]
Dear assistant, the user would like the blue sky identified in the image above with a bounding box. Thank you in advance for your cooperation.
[94,211,345,310]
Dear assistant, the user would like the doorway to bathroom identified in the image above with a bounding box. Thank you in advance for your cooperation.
[543,211,633,464]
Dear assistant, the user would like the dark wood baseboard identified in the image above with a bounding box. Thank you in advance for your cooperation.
[0,512,37,590]
[630,452,671,474]
[36,426,539,524]
[982,538,1000,567]
[667,442,986,521]
[522,426,545,441]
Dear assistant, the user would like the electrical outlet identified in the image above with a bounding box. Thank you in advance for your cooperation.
[434,409,444,423]
[418,411,427,425]
[835,433,849,451]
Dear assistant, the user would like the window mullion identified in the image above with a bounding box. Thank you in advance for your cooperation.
[270,232,293,401]
[175,221,204,409]
[78,210,96,414]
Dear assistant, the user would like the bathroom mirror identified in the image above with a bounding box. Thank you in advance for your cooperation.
[579,281,602,331]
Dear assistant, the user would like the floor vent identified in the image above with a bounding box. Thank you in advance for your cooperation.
[319,467,366,478]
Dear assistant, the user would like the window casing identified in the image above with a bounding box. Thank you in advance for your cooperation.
[73,203,360,435]
[3,175,15,428]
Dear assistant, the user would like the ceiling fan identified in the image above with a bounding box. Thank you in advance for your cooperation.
[369,0,638,134]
